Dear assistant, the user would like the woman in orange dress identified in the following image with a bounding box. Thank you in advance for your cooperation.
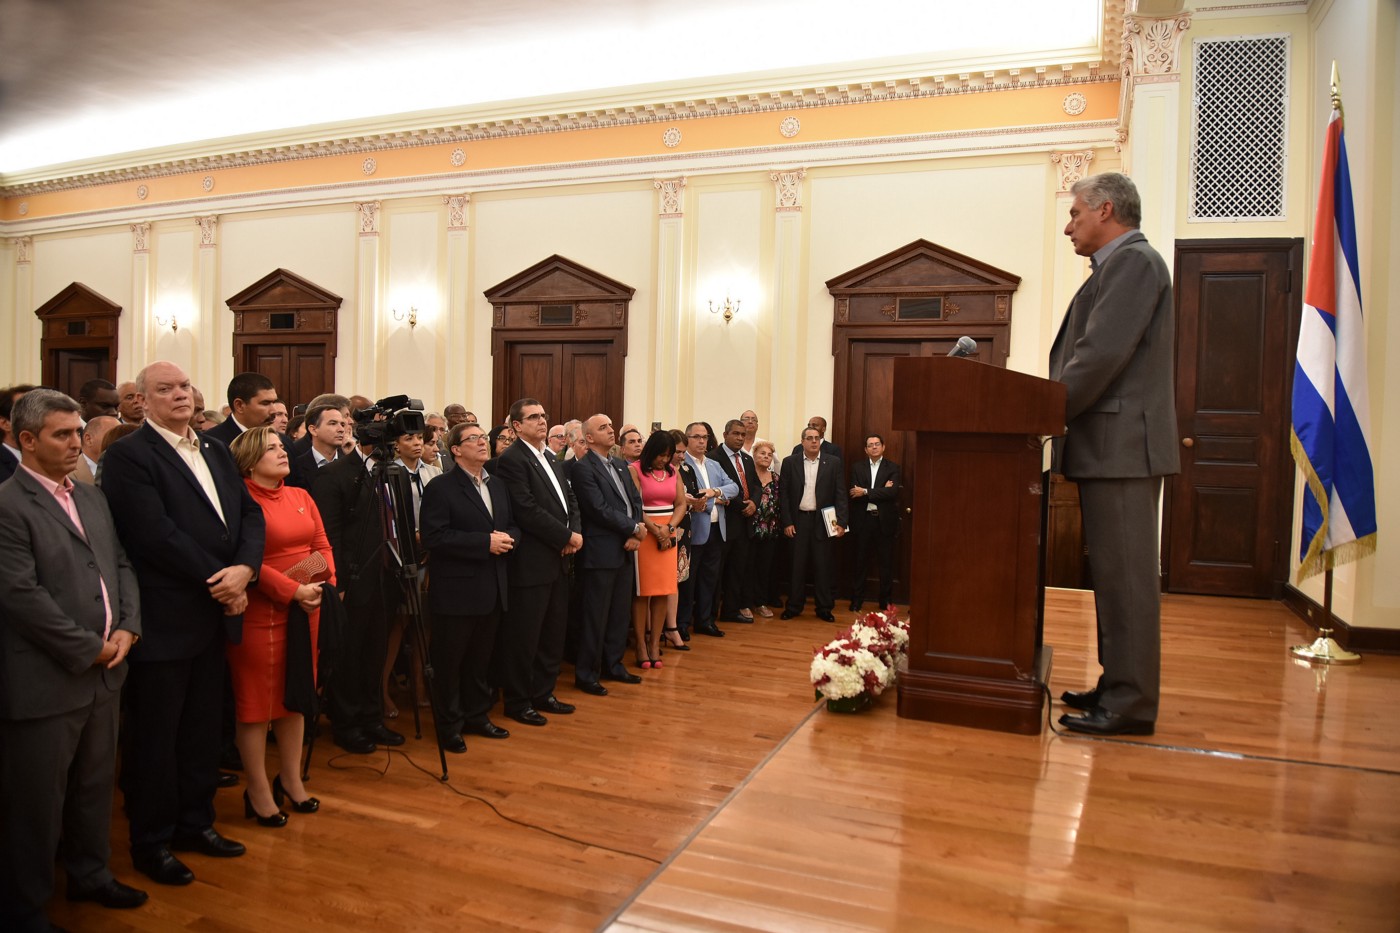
[228,427,335,826]
[629,430,688,668]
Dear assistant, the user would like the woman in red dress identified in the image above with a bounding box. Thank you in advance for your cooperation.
[228,427,335,826]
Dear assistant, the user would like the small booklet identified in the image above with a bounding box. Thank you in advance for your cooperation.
[821,506,842,537]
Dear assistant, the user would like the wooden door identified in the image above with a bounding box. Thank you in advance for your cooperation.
[241,341,331,409]
[35,282,121,391]
[53,348,111,398]
[1164,239,1302,597]
[501,340,619,427]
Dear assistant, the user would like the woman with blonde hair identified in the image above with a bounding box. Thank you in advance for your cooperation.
[228,427,335,826]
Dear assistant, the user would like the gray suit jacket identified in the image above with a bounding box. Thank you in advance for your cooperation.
[1048,231,1180,480]
[0,468,141,720]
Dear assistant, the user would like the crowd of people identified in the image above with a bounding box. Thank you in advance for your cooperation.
[0,369,904,932]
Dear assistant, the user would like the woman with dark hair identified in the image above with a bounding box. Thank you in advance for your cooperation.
[227,426,335,827]
[749,439,782,617]
[663,429,691,649]
[484,423,515,474]
[628,430,687,667]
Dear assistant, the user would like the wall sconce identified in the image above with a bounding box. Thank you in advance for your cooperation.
[392,306,418,329]
[153,310,179,332]
[708,295,740,324]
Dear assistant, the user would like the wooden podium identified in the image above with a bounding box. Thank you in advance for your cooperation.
[891,356,1067,734]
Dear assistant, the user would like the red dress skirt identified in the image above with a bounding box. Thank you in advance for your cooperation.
[226,480,336,723]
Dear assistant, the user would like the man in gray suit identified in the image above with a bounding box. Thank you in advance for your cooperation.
[0,389,146,931]
[1049,172,1179,737]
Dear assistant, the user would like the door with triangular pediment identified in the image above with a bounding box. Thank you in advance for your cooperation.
[827,240,1020,603]
[485,255,632,427]
[227,269,341,407]
[35,283,122,396]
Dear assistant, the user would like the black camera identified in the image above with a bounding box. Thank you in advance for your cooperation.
[352,394,426,447]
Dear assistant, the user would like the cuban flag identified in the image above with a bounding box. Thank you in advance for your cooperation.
[1290,104,1377,582]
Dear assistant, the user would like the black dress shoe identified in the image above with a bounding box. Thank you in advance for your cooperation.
[693,623,725,637]
[333,730,377,754]
[1059,707,1155,736]
[365,723,405,746]
[780,609,799,620]
[816,611,836,622]
[465,721,510,739]
[574,679,608,696]
[217,771,240,789]
[508,708,548,726]
[441,735,467,754]
[602,670,642,685]
[67,877,149,908]
[849,601,862,612]
[131,847,194,886]
[171,827,246,858]
[1060,688,1101,711]
[272,775,320,814]
[538,695,575,714]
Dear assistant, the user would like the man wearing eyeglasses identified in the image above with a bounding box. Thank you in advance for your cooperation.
[546,424,568,460]
[681,422,738,638]
[491,398,583,726]
[419,423,518,751]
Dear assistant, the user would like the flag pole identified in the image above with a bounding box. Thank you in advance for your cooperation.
[1289,61,1363,665]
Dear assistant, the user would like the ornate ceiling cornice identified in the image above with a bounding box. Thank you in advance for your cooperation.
[2,62,1122,200]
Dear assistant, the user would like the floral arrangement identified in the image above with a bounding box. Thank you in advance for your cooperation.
[810,609,910,712]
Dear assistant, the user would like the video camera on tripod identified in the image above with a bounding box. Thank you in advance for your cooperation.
[351,394,426,456]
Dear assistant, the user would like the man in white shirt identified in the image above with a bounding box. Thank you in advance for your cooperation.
[847,434,902,611]
[681,422,738,637]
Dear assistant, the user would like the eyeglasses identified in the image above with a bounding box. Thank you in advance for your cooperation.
[687,433,709,440]
[520,413,548,422]
[458,434,488,444]
[548,432,565,440]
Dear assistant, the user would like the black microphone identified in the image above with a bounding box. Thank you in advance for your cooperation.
[947,336,977,358]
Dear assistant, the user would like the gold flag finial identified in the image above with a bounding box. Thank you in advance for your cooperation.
[1330,61,1344,118]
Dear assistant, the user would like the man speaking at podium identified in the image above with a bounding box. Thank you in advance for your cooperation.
[1048,172,1179,737]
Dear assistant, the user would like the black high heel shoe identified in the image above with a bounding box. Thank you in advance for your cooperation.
[662,626,690,651]
[273,775,320,814]
[243,791,288,827]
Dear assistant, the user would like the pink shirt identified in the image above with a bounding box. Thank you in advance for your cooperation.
[21,463,113,638]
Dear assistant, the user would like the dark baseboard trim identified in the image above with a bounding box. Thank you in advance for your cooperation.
[1280,585,1400,655]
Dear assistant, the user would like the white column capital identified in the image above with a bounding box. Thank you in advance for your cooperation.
[1123,14,1192,80]
[12,236,32,264]
[1049,151,1095,192]
[443,194,470,231]
[130,222,150,253]
[654,178,686,218]
[770,168,807,212]
[197,215,218,248]
[356,201,381,236]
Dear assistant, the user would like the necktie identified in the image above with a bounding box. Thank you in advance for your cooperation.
[733,450,748,499]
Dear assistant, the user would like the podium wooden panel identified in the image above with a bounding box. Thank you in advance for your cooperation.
[891,357,1066,734]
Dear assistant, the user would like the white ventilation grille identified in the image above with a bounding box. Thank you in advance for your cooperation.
[1190,36,1290,222]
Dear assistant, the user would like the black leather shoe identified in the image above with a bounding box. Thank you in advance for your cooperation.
[780,609,799,620]
[217,771,240,788]
[1059,707,1155,736]
[509,708,548,726]
[694,623,725,637]
[171,827,246,858]
[441,735,467,754]
[574,679,608,696]
[272,775,319,814]
[849,601,862,612]
[538,695,575,715]
[67,877,149,908]
[603,670,642,685]
[333,730,377,754]
[1060,688,1101,711]
[816,611,836,622]
[131,847,194,886]
[465,721,510,739]
[366,723,405,746]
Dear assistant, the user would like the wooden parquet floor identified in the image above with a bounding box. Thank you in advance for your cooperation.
[47,591,1400,932]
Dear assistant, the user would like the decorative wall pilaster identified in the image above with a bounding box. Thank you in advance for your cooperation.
[653,178,687,425]
[443,194,473,409]
[195,216,221,389]
[1118,14,1189,263]
[1050,151,1095,191]
[8,238,35,381]
[130,223,153,368]
[13,236,32,264]
[769,168,807,436]
[355,201,383,394]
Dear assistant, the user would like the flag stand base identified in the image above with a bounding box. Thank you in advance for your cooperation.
[1289,628,1361,665]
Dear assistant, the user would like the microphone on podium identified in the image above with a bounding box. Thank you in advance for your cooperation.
[947,336,978,358]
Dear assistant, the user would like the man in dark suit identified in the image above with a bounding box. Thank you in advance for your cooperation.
[788,414,843,463]
[0,383,37,483]
[779,426,848,621]
[1049,172,1179,737]
[491,397,582,726]
[309,423,406,754]
[100,361,264,886]
[0,390,146,931]
[714,418,760,623]
[420,422,518,752]
[202,372,277,449]
[297,402,350,478]
[847,434,902,611]
[571,413,646,693]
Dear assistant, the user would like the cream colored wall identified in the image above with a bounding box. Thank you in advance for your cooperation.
[382,204,444,408]
[470,185,655,425]
[1303,0,1399,629]
[31,228,133,381]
